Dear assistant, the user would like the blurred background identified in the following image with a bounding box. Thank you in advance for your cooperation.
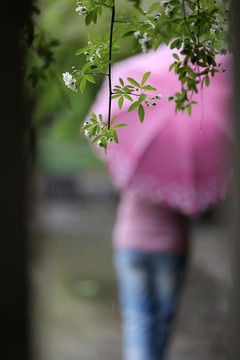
[27,1,231,359]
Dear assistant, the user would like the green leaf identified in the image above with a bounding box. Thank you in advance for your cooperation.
[99,114,103,122]
[75,46,91,56]
[205,75,210,87]
[138,104,145,123]
[92,135,103,144]
[82,62,91,73]
[127,77,141,88]
[111,94,121,99]
[113,124,128,129]
[92,9,98,24]
[187,105,191,116]
[133,36,139,52]
[85,13,93,26]
[118,96,124,109]
[113,130,119,144]
[88,34,94,46]
[101,137,108,154]
[133,5,145,16]
[169,0,181,5]
[90,118,98,125]
[161,33,170,45]
[141,71,151,85]
[148,2,160,14]
[124,94,133,102]
[170,38,180,50]
[85,74,96,83]
[153,37,161,51]
[97,5,102,15]
[122,31,136,38]
[80,78,87,93]
[110,116,117,126]
[91,112,97,121]
[141,85,156,91]
[187,1,196,11]
[169,62,176,72]
[80,124,92,131]
[119,77,124,86]
[123,86,134,93]
[139,93,147,102]
[128,101,140,112]
[172,53,180,61]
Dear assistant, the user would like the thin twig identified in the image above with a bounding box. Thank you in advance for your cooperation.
[114,20,134,24]
[107,0,115,129]
[112,91,143,97]
[182,0,195,42]
[94,2,113,8]
[84,72,108,76]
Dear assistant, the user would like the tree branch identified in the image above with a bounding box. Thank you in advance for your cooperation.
[107,0,115,130]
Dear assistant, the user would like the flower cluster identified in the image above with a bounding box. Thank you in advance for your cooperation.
[164,5,174,16]
[80,113,124,153]
[76,1,88,15]
[145,94,162,106]
[62,72,77,92]
[84,119,115,145]
[134,32,152,53]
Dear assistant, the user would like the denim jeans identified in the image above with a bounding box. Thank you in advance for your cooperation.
[114,250,187,360]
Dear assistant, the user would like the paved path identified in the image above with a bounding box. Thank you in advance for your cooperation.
[31,172,231,360]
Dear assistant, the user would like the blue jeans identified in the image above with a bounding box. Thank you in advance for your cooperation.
[114,250,187,360]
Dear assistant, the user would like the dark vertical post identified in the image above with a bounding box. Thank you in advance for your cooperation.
[0,1,31,360]
[231,1,240,359]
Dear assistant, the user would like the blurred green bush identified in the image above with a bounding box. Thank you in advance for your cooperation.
[27,0,136,174]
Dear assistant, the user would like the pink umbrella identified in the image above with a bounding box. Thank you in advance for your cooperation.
[90,45,233,216]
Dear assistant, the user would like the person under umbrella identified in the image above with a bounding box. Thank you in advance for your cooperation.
[88,44,232,360]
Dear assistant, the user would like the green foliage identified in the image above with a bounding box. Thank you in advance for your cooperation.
[63,0,230,151]
[25,0,231,161]
[80,113,127,153]
[111,72,160,123]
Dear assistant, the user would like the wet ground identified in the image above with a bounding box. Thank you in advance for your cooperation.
[30,171,231,360]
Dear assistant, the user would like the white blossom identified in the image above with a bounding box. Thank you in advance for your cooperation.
[97,140,103,148]
[62,72,78,92]
[145,20,155,29]
[96,48,101,58]
[156,94,162,99]
[161,1,170,7]
[164,4,174,16]
[134,31,141,39]
[89,55,95,63]
[139,33,152,53]
[76,5,88,15]
[85,130,90,137]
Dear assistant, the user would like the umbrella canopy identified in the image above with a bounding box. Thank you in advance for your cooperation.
[90,45,233,216]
